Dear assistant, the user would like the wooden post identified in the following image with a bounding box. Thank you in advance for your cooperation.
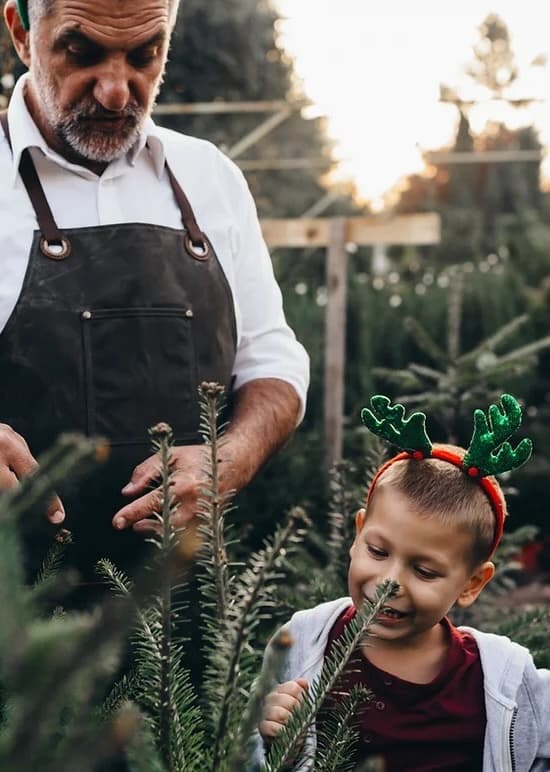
[260,213,441,476]
[324,218,348,473]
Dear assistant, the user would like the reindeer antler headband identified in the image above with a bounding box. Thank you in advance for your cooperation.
[361,394,533,557]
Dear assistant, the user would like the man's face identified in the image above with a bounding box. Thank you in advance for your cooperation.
[23,0,172,164]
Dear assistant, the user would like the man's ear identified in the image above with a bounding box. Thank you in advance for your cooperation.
[455,561,495,608]
[4,0,32,67]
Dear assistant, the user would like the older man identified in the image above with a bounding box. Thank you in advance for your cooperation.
[0,0,308,578]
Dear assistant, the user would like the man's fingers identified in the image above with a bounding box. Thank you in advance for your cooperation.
[132,518,161,535]
[121,454,161,496]
[0,467,19,491]
[0,427,65,523]
[113,488,162,530]
[45,495,66,524]
[0,424,37,478]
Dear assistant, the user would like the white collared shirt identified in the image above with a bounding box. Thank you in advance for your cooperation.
[0,75,309,417]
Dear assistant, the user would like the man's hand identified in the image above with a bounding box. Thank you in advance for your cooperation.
[113,378,301,534]
[113,444,210,534]
[0,423,65,524]
[259,678,309,743]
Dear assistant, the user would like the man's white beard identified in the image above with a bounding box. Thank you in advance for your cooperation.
[30,63,156,163]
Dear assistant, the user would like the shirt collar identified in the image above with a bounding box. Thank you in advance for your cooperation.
[6,74,166,185]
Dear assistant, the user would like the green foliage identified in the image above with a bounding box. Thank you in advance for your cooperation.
[314,686,369,772]
[370,265,550,448]
[493,606,550,669]
[0,435,138,771]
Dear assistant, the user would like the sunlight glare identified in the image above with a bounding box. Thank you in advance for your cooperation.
[276,0,550,207]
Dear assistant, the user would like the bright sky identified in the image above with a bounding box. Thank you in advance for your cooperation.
[276,1,550,208]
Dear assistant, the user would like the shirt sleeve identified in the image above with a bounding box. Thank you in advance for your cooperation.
[215,152,310,423]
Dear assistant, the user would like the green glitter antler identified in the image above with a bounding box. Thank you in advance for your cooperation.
[462,394,533,476]
[361,395,432,456]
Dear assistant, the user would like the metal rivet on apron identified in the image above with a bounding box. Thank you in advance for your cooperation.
[185,309,194,318]
[184,233,210,261]
[81,310,92,320]
[40,236,72,260]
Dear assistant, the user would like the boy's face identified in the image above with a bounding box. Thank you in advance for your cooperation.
[348,485,494,649]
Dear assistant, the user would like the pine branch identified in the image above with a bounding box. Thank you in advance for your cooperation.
[447,268,464,362]
[41,702,142,772]
[483,335,550,368]
[314,686,370,772]
[216,508,309,771]
[456,313,529,366]
[150,424,178,772]
[126,713,166,772]
[231,629,294,772]
[0,435,106,649]
[196,383,232,627]
[363,435,388,499]
[112,422,204,772]
[0,611,123,770]
[370,367,423,390]
[33,529,74,588]
[407,363,445,383]
[403,317,449,368]
[492,606,550,668]
[264,580,399,772]
[326,462,353,585]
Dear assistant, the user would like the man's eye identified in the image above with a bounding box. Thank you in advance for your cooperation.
[67,45,99,65]
[129,47,160,67]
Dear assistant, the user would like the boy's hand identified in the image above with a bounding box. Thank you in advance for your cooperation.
[259,678,309,743]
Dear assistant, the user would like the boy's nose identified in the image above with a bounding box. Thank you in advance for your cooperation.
[377,563,404,591]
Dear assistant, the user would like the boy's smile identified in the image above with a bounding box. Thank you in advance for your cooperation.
[348,486,494,653]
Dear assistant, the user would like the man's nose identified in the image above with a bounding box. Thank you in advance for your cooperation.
[93,58,131,112]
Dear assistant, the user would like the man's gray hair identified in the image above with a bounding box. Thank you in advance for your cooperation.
[28,0,180,27]
[27,0,53,26]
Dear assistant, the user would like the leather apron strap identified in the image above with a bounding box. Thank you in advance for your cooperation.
[0,109,209,260]
[0,110,70,258]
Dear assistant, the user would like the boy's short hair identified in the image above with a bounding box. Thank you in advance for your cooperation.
[369,443,507,567]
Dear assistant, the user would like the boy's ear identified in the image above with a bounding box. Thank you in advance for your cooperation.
[355,508,366,535]
[455,561,495,608]
[4,0,32,67]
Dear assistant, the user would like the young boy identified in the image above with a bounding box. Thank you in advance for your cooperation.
[251,395,550,771]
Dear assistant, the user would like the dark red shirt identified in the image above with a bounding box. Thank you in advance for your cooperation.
[318,606,486,771]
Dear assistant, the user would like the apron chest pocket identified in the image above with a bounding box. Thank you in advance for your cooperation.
[81,307,199,445]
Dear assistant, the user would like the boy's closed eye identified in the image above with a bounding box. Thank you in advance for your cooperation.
[367,543,387,558]
[414,565,441,580]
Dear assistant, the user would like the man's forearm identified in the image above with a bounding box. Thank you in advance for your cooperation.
[225,378,301,491]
